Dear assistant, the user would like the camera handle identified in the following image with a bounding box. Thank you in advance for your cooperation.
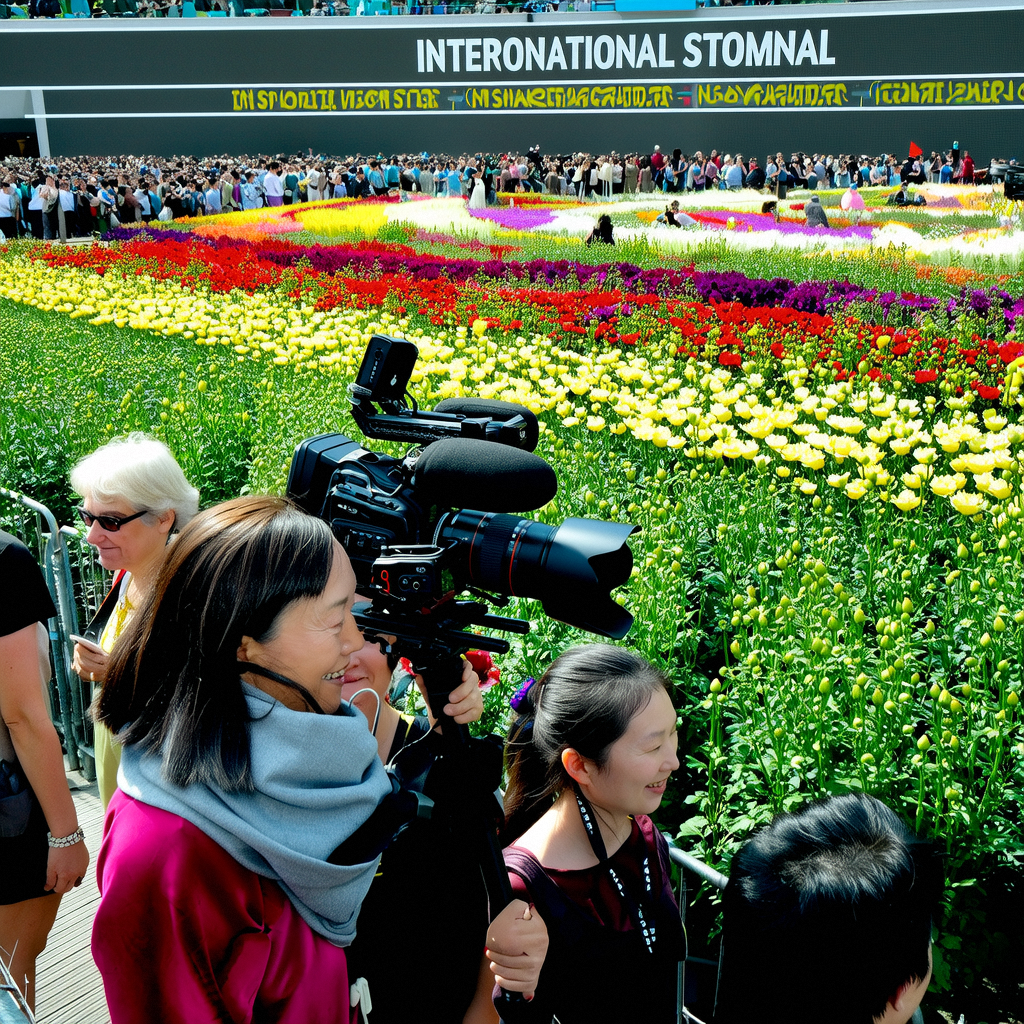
[420,651,514,910]
[417,651,528,1018]
[354,599,530,1014]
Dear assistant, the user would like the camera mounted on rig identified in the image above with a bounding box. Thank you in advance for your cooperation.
[286,335,638,643]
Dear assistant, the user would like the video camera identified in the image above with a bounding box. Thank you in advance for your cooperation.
[286,335,638,656]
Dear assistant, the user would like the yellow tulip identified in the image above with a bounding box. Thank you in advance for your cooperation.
[950,491,988,516]
[892,489,922,512]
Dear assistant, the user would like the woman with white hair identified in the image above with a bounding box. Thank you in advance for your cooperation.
[69,434,199,808]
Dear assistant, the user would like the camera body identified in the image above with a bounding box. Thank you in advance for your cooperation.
[1004,164,1024,201]
[287,336,638,640]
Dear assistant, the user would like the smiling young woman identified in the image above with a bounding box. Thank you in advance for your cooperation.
[472,645,686,1024]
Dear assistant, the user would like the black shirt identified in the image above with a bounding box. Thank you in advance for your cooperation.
[0,531,57,639]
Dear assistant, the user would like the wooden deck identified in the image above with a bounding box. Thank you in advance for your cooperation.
[35,777,110,1024]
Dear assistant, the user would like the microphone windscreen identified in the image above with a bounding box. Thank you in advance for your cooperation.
[434,398,540,452]
[413,438,557,512]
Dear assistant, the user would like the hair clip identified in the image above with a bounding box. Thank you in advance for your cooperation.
[510,677,536,714]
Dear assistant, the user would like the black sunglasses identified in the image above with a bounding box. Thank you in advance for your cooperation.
[76,507,149,532]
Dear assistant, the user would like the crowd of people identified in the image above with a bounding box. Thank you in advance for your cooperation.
[14,0,826,18]
[2,430,947,1024]
[0,141,992,240]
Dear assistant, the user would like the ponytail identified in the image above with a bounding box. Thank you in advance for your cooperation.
[501,645,672,845]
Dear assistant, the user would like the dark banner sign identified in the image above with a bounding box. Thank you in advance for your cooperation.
[1,2,1023,158]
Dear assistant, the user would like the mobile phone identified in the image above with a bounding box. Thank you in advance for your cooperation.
[69,633,105,655]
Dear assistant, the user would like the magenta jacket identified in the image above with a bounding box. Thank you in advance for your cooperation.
[93,791,356,1024]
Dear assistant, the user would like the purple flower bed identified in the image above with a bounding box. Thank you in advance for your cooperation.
[103,226,208,245]
[694,210,875,240]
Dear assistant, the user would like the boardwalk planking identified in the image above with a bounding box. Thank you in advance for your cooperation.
[35,782,110,1024]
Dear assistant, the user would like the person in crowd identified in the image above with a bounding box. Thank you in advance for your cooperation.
[716,793,941,1024]
[305,162,321,201]
[638,157,654,193]
[0,181,18,240]
[203,175,222,215]
[813,154,827,187]
[597,155,614,200]
[349,167,370,199]
[611,155,624,195]
[786,154,807,189]
[239,170,260,210]
[690,151,707,191]
[70,433,199,809]
[37,175,59,240]
[486,645,685,1023]
[834,154,851,189]
[74,177,100,237]
[418,160,435,197]
[263,161,284,206]
[367,160,386,195]
[955,150,976,184]
[122,179,142,222]
[382,157,399,191]
[283,163,299,205]
[623,154,639,195]
[93,178,115,234]
[0,532,90,1014]
[468,167,487,208]
[56,178,77,239]
[744,157,765,190]
[133,179,153,223]
[90,496,544,1023]
[725,155,744,190]
[544,162,562,196]
[399,160,418,192]
[805,194,830,228]
[775,161,789,199]
[219,170,237,213]
[0,143,998,220]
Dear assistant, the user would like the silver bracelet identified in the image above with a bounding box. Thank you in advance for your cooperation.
[47,826,85,849]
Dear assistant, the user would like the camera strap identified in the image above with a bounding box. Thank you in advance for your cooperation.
[574,789,656,955]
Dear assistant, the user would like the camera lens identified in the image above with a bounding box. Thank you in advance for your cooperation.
[437,511,637,638]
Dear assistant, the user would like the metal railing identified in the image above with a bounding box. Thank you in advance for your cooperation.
[0,958,35,1024]
[1,486,109,781]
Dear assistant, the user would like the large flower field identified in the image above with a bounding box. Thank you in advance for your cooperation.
[2,187,1022,1010]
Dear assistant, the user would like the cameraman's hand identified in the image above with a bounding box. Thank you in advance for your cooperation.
[444,658,485,724]
[416,657,484,729]
[486,900,548,997]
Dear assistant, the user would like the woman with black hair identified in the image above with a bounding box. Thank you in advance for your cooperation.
[91,496,544,1024]
[585,214,615,246]
[476,645,686,1024]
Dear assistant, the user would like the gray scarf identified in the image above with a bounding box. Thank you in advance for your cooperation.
[118,684,391,946]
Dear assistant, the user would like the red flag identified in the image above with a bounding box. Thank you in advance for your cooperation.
[908,141,923,158]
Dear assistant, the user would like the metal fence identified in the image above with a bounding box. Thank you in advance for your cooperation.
[1,486,111,782]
